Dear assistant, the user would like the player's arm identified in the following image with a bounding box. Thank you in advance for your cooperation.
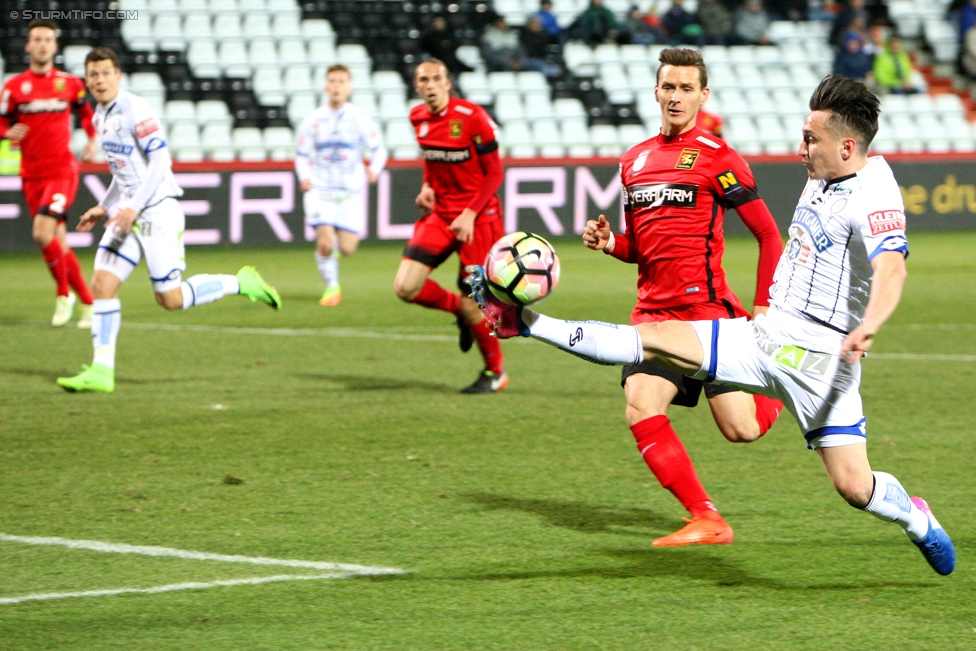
[112,106,170,234]
[736,199,783,315]
[359,113,387,184]
[73,83,98,161]
[449,112,503,243]
[0,86,27,141]
[840,250,906,363]
[295,114,314,192]
[597,170,637,263]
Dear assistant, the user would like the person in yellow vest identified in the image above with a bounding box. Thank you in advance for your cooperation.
[873,36,922,95]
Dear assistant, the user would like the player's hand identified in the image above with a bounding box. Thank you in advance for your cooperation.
[448,209,477,244]
[77,205,108,232]
[300,179,312,192]
[582,214,612,250]
[416,184,435,212]
[6,124,29,141]
[107,207,139,236]
[366,169,379,185]
[840,325,875,364]
[82,138,98,162]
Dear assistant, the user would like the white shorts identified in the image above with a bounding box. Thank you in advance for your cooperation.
[94,197,186,293]
[690,314,865,449]
[303,189,363,233]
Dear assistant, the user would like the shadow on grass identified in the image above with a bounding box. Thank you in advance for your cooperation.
[1,367,62,381]
[296,372,459,394]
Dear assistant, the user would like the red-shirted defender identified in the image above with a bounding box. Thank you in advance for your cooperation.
[393,59,506,394]
[581,48,785,546]
[0,19,97,327]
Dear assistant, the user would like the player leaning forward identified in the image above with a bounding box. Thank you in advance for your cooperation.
[471,75,955,574]
[57,48,281,393]
[296,63,387,306]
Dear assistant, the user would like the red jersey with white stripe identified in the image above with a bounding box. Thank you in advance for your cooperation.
[0,68,95,179]
[410,97,501,219]
[612,126,774,311]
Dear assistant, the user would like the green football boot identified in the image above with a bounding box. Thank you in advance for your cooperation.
[236,266,281,309]
[57,363,115,393]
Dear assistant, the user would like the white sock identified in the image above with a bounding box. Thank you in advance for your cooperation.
[527,312,644,366]
[863,471,930,540]
[181,274,240,309]
[91,298,121,369]
[316,252,339,287]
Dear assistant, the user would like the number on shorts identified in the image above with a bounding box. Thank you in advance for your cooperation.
[50,193,67,215]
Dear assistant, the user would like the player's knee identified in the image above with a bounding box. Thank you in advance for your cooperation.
[155,292,184,310]
[833,477,873,508]
[625,404,664,428]
[394,277,420,302]
[316,242,333,258]
[90,275,113,299]
[32,222,54,247]
[718,420,762,443]
[339,241,358,257]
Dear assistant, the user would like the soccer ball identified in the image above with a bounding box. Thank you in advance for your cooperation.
[484,232,560,306]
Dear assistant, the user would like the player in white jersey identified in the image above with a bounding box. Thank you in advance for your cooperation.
[295,64,387,306]
[466,75,955,575]
[56,48,281,393]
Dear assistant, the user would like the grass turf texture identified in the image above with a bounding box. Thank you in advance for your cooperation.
[1,233,973,650]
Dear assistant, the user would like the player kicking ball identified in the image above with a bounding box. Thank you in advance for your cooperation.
[467,75,955,575]
[56,48,280,393]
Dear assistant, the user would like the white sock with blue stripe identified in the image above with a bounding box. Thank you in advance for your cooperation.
[91,298,121,369]
[316,252,339,288]
[864,471,930,540]
[527,313,644,366]
[181,274,240,309]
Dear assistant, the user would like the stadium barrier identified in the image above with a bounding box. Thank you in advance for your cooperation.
[1,154,975,251]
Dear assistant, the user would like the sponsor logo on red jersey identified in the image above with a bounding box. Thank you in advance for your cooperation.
[420,146,471,163]
[675,148,700,170]
[627,183,698,208]
[135,118,160,139]
[716,169,743,197]
[867,210,906,236]
[18,98,69,113]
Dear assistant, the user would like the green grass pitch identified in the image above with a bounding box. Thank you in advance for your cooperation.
[1,232,974,650]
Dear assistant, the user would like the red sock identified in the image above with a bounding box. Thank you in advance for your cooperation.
[630,415,718,518]
[63,248,93,304]
[411,279,461,314]
[754,395,784,437]
[469,317,503,374]
[40,239,70,297]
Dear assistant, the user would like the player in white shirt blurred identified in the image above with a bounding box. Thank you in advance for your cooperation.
[295,64,387,306]
[56,48,281,393]
[468,75,956,576]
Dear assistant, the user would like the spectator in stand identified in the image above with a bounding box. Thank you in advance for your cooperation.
[481,15,525,72]
[536,0,562,40]
[873,36,921,94]
[662,0,703,45]
[734,0,772,45]
[696,108,725,138]
[624,5,665,45]
[572,0,623,45]
[521,16,562,77]
[698,0,733,46]
[420,16,474,76]
[829,0,869,47]
[765,0,807,21]
[962,24,976,78]
[834,31,874,83]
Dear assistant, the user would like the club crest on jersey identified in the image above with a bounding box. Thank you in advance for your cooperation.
[716,169,743,196]
[791,207,834,252]
[110,114,123,132]
[418,121,429,138]
[632,150,649,172]
[21,81,32,95]
[449,119,463,138]
[675,148,700,170]
[53,77,66,92]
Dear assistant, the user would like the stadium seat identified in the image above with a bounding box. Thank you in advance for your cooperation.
[219,39,250,77]
[385,119,416,148]
[553,98,587,119]
[282,64,313,97]
[197,100,232,127]
[263,126,295,160]
[531,119,560,147]
[336,44,371,68]
[516,71,548,92]
[560,117,590,146]
[272,12,303,39]
[456,46,485,72]
[494,91,525,123]
[183,11,213,40]
[523,90,554,120]
[165,100,197,125]
[509,144,538,158]
[288,92,317,126]
[618,124,648,147]
[248,38,278,67]
[242,12,273,39]
[489,72,519,93]
[279,38,308,67]
[213,12,243,40]
[502,121,532,150]
[620,44,648,65]
[153,12,186,51]
[378,91,408,121]
[169,122,201,151]
[187,39,220,78]
[232,126,263,149]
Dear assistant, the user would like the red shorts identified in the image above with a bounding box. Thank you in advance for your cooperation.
[402,209,504,272]
[630,295,749,325]
[22,174,79,221]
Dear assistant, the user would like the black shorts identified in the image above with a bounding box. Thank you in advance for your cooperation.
[621,361,740,408]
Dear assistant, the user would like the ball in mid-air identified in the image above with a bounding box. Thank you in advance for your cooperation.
[484,232,560,306]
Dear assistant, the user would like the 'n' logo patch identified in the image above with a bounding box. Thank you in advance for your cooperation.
[716,169,741,194]
[449,120,463,138]
[675,148,700,170]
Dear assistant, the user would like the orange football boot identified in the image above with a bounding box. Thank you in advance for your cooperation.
[652,515,734,547]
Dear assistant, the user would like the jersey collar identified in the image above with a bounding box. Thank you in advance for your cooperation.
[658,125,702,145]
[823,172,857,191]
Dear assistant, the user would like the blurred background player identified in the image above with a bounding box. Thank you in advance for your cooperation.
[392,59,506,394]
[0,19,97,327]
[57,48,281,393]
[582,48,784,547]
[295,64,388,306]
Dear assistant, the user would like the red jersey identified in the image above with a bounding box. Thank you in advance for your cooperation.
[410,97,502,219]
[0,68,95,179]
[610,126,781,311]
[695,110,724,138]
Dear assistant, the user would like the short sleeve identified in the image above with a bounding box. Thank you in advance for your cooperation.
[0,83,14,118]
[853,196,909,261]
[70,77,89,107]
[711,146,761,209]
[130,96,167,154]
[295,114,315,157]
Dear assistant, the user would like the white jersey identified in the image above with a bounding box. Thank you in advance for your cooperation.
[768,156,908,352]
[295,102,387,194]
[93,89,182,213]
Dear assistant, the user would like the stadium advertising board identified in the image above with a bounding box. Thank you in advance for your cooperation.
[1,156,973,251]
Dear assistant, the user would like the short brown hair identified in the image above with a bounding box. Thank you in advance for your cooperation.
[808,74,880,152]
[27,19,58,37]
[656,48,708,89]
[84,46,121,72]
[326,64,351,77]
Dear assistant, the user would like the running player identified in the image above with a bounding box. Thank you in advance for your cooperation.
[56,48,281,393]
[469,75,955,575]
[392,59,506,394]
[0,19,97,327]
[581,48,784,547]
[296,64,387,306]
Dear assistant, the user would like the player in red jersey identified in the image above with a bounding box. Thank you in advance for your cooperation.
[0,19,97,327]
[393,59,507,393]
[582,48,785,546]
